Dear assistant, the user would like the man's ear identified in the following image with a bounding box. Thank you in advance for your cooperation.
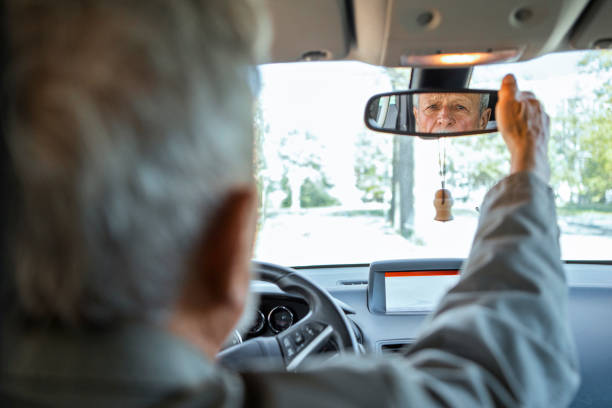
[179,186,258,315]
[480,108,492,129]
[413,106,419,128]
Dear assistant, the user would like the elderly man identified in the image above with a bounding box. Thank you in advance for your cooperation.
[413,92,492,133]
[1,1,578,407]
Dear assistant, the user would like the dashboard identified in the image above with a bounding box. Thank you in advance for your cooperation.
[244,294,309,339]
[239,259,612,407]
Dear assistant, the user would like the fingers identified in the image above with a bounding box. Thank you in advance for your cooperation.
[502,74,518,91]
[498,74,519,102]
[497,73,548,128]
[499,76,539,109]
[523,94,548,125]
[497,74,551,181]
[499,74,538,103]
[522,91,536,99]
[496,74,522,135]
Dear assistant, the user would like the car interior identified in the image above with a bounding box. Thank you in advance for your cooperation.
[1,1,611,407]
[216,1,612,407]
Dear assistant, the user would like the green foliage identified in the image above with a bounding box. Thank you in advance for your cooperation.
[383,67,416,237]
[551,50,612,205]
[354,132,392,202]
[280,174,291,208]
[581,108,612,202]
[578,50,612,73]
[278,130,320,168]
[549,96,586,202]
[280,161,340,208]
[446,133,509,196]
[279,167,340,209]
[254,102,267,206]
[263,129,340,210]
[253,102,269,232]
[300,178,340,208]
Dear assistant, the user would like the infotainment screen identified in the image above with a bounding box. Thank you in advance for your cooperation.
[368,259,463,314]
[384,271,460,313]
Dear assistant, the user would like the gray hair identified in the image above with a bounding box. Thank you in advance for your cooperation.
[479,94,490,115]
[6,0,269,325]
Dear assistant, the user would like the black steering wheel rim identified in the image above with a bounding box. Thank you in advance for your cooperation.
[254,261,359,349]
[218,261,359,371]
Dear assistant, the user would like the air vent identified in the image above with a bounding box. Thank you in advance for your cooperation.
[380,342,413,354]
[338,279,368,286]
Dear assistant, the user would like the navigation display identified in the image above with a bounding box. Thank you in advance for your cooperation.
[384,271,460,313]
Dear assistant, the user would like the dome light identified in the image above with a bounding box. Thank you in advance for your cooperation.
[400,49,520,67]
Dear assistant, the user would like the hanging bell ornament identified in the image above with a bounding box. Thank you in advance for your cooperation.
[433,189,454,222]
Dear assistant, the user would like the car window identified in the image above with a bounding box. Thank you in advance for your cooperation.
[254,51,612,266]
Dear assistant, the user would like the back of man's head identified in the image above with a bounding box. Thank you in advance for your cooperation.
[5,0,267,326]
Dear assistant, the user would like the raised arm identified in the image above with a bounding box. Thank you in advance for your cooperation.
[400,74,580,406]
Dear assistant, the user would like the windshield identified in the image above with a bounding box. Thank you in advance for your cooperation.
[254,50,612,266]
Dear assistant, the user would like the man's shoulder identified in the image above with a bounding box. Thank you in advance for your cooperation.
[1,321,245,408]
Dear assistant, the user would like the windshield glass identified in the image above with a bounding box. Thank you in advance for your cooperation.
[254,50,612,266]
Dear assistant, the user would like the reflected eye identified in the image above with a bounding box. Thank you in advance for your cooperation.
[456,105,467,111]
[425,104,440,111]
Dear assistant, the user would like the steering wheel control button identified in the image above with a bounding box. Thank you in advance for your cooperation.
[293,331,305,345]
[268,306,294,333]
[280,335,296,359]
[304,325,316,338]
[305,322,324,338]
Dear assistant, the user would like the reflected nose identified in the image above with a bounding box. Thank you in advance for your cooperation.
[436,106,454,127]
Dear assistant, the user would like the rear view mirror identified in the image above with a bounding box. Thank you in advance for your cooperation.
[364,89,498,137]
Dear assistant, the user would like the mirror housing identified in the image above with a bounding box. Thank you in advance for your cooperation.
[364,89,498,138]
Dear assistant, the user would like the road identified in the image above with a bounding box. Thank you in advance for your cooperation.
[255,207,612,266]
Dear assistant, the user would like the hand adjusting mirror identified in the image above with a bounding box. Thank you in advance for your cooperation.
[365,89,498,137]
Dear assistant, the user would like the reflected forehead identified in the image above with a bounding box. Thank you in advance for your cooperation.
[419,93,479,106]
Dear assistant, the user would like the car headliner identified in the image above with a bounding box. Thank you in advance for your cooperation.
[262,0,612,67]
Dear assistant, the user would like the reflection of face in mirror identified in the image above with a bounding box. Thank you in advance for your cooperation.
[413,93,492,133]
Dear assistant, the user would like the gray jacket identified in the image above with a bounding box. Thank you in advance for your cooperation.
[1,172,580,407]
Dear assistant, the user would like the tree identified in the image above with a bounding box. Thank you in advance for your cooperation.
[544,50,612,205]
[253,101,269,224]
[549,96,587,203]
[581,108,612,203]
[300,178,340,208]
[447,133,508,199]
[354,132,392,203]
[577,50,612,204]
[385,68,415,237]
[278,130,337,210]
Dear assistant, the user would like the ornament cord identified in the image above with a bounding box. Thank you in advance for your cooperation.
[437,137,447,203]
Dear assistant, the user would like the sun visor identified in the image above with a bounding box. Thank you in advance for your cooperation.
[264,0,352,63]
[570,0,612,49]
[376,0,589,67]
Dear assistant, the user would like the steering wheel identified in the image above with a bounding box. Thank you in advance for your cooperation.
[218,261,360,371]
